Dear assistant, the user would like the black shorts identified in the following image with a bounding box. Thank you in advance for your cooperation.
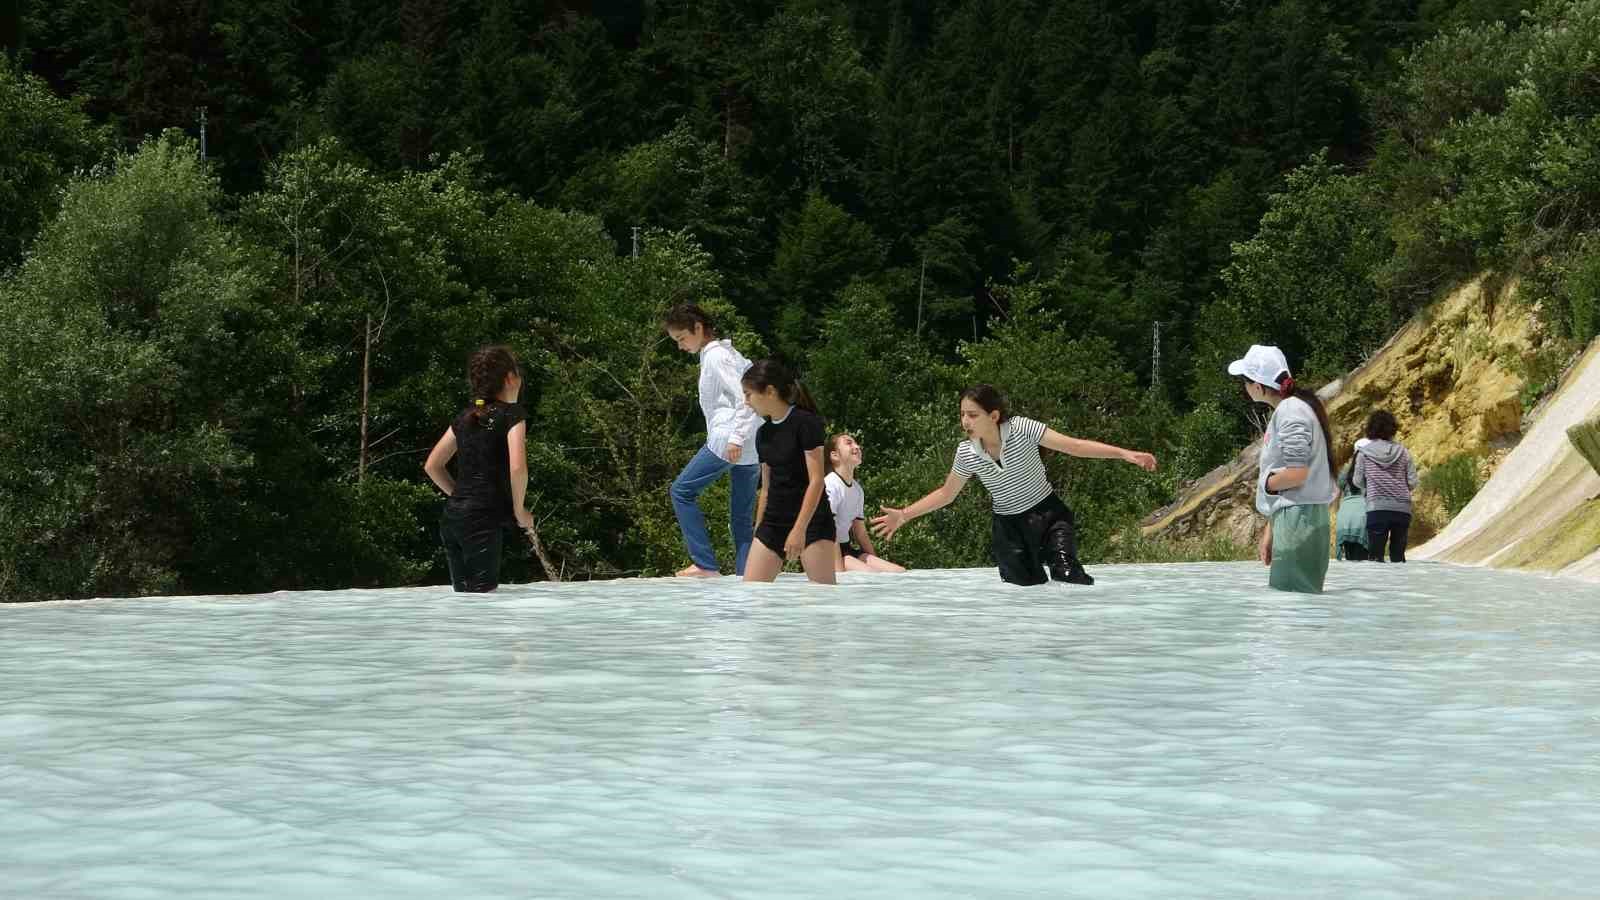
[839,541,865,560]
[755,511,836,559]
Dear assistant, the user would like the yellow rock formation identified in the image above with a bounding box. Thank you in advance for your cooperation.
[1143,276,1544,550]
[1415,337,1600,576]
[1323,275,1538,471]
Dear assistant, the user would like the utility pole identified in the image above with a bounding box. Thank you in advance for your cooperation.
[631,225,640,259]
[197,106,208,160]
[360,313,371,483]
[1151,321,1162,388]
[916,253,926,339]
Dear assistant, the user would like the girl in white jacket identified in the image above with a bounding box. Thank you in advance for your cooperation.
[664,304,763,577]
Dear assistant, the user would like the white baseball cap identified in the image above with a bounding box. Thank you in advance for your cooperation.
[1227,344,1291,389]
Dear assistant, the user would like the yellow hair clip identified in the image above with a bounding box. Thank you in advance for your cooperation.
[475,399,485,406]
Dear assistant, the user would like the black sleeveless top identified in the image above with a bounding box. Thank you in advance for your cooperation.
[444,402,527,526]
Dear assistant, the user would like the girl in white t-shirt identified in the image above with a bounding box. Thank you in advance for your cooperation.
[824,433,906,574]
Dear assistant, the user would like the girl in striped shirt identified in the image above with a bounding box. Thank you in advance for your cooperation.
[1352,410,1419,563]
[871,385,1157,586]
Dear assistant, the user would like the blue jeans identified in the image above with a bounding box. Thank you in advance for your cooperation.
[671,446,759,574]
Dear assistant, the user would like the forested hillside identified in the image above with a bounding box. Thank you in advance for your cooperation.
[5,0,1596,599]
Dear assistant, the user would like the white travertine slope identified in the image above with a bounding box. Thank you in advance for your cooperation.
[1413,339,1600,571]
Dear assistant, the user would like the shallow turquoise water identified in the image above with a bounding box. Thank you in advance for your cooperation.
[3,562,1599,898]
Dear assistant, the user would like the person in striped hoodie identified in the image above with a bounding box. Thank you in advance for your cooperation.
[1352,410,1419,563]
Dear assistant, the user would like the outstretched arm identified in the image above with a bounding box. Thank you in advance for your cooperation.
[1040,428,1157,471]
[871,471,970,541]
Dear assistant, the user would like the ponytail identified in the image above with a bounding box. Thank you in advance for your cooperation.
[742,358,818,415]
[465,345,520,424]
[791,382,818,414]
[1274,371,1335,479]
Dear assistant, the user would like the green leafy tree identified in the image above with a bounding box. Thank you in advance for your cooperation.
[749,7,874,196]
[769,191,884,356]
[0,134,284,599]
[560,120,768,294]
[0,61,104,266]
[1198,152,1393,406]
[804,280,943,456]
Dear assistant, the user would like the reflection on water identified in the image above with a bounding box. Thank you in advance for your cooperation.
[3,562,1599,899]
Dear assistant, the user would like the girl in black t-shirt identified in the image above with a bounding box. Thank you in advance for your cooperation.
[740,360,836,584]
[423,345,533,592]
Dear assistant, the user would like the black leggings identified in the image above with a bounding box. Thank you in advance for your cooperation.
[441,511,505,592]
[1366,510,1411,563]
[1341,541,1371,562]
[991,494,1091,586]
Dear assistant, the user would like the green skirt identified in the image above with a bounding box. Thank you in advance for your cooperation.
[1270,503,1331,594]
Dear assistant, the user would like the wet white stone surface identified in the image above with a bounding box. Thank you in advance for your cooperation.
[3,562,1599,899]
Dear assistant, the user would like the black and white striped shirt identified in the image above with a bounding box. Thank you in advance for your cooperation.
[951,416,1054,515]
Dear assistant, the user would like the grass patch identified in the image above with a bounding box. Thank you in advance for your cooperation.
[1420,452,1483,519]
[1106,526,1255,564]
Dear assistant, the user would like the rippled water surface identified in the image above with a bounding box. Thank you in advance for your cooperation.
[4,562,1600,899]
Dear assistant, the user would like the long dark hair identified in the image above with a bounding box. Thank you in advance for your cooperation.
[466,345,520,424]
[959,384,1010,423]
[1263,371,1336,479]
[662,303,716,339]
[741,359,817,414]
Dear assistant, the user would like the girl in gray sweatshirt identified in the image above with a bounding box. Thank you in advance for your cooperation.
[1229,344,1338,594]
[1352,410,1419,562]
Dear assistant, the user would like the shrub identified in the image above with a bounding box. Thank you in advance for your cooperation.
[1420,452,1483,518]
[1103,526,1254,564]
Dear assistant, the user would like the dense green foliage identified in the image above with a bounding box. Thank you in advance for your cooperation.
[1420,453,1485,518]
[2,0,1593,598]
[0,61,103,266]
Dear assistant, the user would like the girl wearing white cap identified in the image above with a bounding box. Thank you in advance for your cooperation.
[1228,345,1338,593]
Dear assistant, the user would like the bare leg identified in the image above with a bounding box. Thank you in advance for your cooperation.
[842,555,872,572]
[676,564,720,578]
[743,539,786,583]
[800,540,838,585]
[860,554,906,574]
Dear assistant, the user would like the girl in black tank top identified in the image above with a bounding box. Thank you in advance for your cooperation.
[423,346,533,592]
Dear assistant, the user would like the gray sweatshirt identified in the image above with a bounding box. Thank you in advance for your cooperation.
[1255,396,1337,517]
[1352,439,1419,514]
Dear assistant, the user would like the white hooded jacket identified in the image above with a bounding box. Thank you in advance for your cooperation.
[698,339,762,465]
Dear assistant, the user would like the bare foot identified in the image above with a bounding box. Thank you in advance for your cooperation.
[675,564,720,578]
